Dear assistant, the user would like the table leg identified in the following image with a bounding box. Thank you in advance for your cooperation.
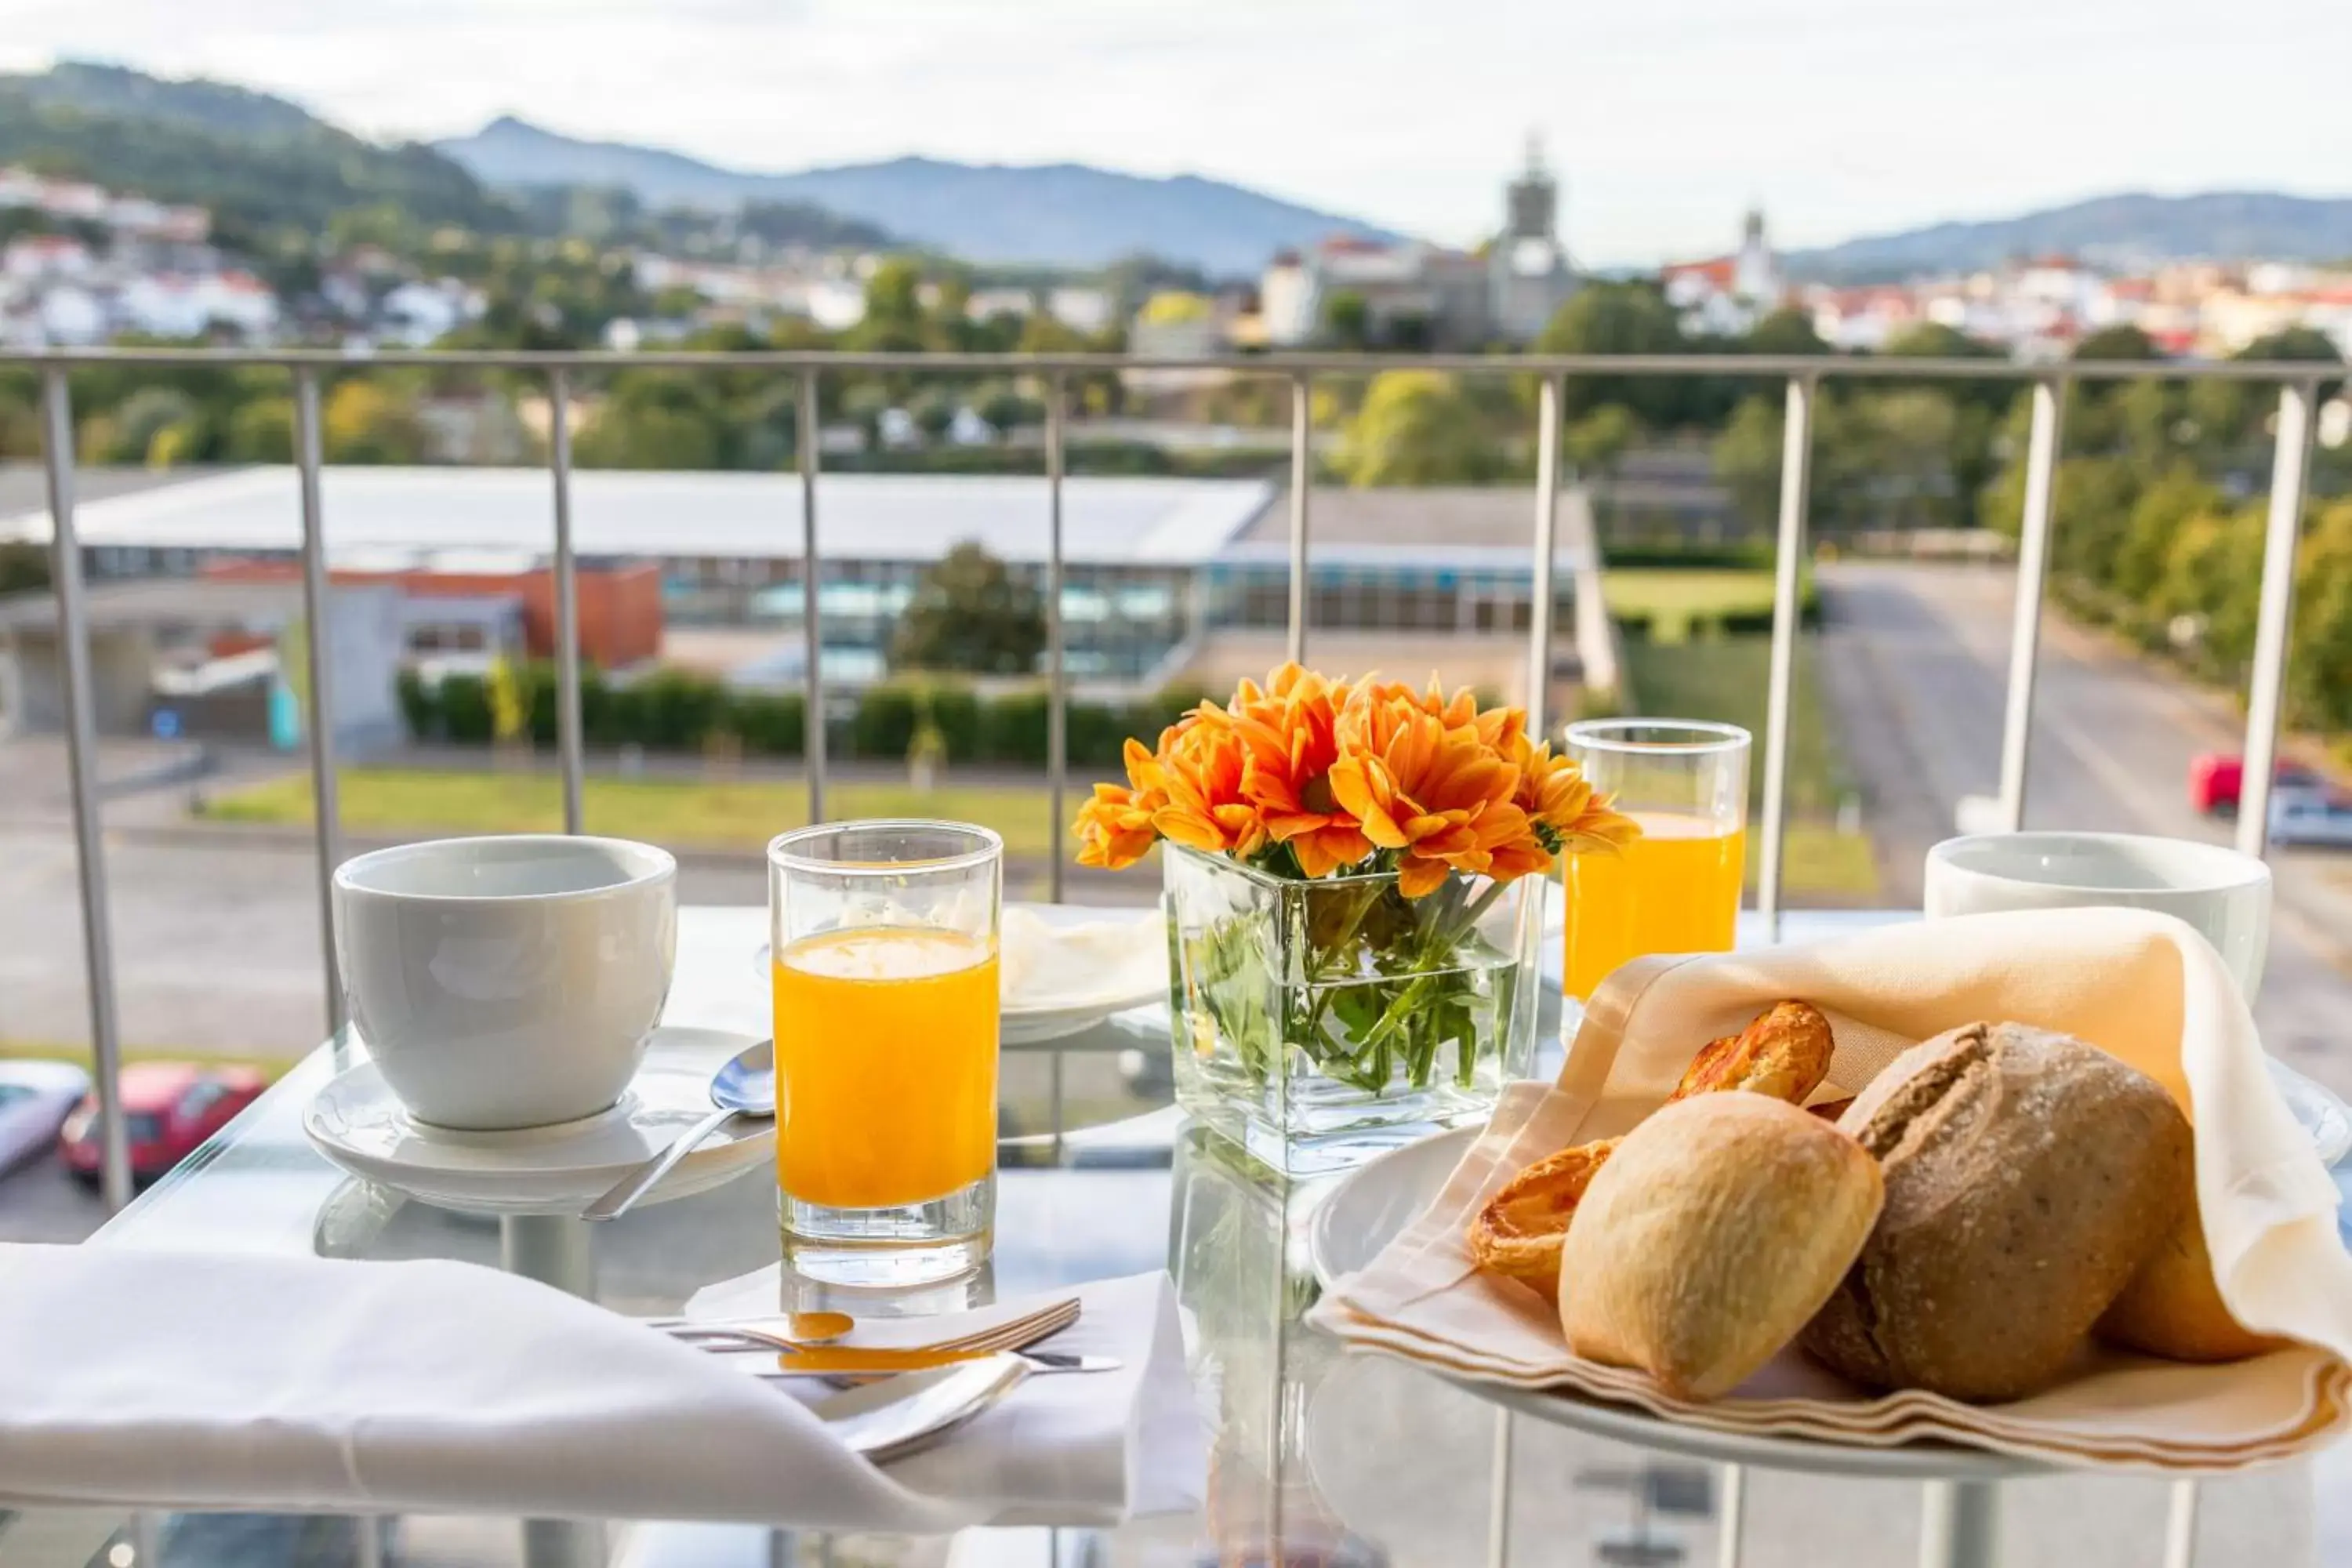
[1485,1408,1514,1568]
[501,1214,597,1298]
[1717,1465,1746,1568]
[1919,1480,2000,1568]
[501,1217,602,1568]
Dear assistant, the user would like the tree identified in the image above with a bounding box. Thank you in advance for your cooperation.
[2113,466,2224,603]
[910,386,958,445]
[1334,371,1501,487]
[1531,282,1690,426]
[2290,499,2352,729]
[2073,325,2162,363]
[573,374,722,470]
[1563,405,1639,481]
[1740,307,1829,358]
[1323,290,1370,350]
[323,379,428,463]
[890,543,1046,675]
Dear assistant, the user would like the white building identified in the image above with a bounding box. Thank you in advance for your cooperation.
[1259,140,1575,350]
[4,236,94,282]
[1663,209,1787,337]
[379,279,481,347]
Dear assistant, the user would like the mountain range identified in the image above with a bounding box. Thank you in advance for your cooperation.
[1786,191,2352,281]
[433,116,1399,274]
[6,63,2352,284]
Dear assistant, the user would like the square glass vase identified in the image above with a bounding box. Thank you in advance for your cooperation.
[1163,844,1544,1176]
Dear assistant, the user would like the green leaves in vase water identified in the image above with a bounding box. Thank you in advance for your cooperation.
[1178,866,1517,1097]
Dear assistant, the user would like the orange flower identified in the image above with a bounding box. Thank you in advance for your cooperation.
[1231,665,1374,878]
[1074,737,1168,871]
[1152,719,1269,859]
[1329,686,1530,896]
[1515,735,1642,855]
[1064,660,1638,894]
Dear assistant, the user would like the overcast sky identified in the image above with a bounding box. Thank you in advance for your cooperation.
[2,0,2345,266]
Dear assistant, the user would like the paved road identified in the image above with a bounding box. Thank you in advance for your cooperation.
[1816,560,2352,1098]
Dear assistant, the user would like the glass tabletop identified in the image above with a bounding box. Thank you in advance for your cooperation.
[9,907,2349,1568]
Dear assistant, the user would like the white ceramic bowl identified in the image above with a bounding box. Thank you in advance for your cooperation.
[1924,831,2271,997]
[333,835,677,1131]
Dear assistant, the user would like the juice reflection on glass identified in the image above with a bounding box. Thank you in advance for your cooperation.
[767,818,1002,1286]
[771,927,999,1209]
[1560,721,1751,1004]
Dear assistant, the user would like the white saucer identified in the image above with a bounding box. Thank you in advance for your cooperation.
[303,1026,775,1217]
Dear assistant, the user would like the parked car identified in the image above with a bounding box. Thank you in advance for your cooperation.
[2189,753,2329,817]
[59,1062,268,1187]
[0,1059,92,1178]
[2270,789,2352,848]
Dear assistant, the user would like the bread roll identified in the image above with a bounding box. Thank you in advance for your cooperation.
[1802,1022,2191,1403]
[2099,1202,2288,1363]
[1559,1094,1882,1400]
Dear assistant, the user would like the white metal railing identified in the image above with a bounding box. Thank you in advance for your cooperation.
[11,344,2328,1211]
[6,341,2331,1568]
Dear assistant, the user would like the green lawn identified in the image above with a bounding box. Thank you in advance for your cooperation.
[201,768,1077,857]
[1602,568,1813,644]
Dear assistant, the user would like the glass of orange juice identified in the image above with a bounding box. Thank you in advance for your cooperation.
[768,818,1002,1285]
[1560,720,1751,1004]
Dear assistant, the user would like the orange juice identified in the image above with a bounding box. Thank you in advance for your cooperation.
[1563,812,1746,1000]
[771,926,999,1210]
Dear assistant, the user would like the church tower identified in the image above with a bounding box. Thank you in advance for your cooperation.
[1488,132,1577,342]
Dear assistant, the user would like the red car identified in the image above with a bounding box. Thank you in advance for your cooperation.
[2188,753,2325,817]
[59,1063,268,1187]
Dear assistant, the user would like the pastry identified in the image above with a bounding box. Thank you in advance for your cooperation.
[1802,1021,2192,1403]
[1468,1000,1836,1291]
[2098,1202,2289,1363]
[1558,1094,1883,1399]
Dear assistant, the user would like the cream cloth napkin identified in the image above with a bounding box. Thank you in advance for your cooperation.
[1309,907,2352,1472]
[0,1244,1198,1527]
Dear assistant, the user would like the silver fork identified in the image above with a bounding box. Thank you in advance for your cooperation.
[668,1294,1080,1359]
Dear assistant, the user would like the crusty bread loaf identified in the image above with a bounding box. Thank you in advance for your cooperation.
[1801,1022,2191,1403]
[2099,1201,2289,1363]
[1470,1000,1837,1295]
[1559,1094,1883,1399]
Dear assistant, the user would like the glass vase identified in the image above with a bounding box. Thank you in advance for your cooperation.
[1163,844,1542,1175]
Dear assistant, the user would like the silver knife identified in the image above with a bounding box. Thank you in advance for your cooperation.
[743,1348,1122,1377]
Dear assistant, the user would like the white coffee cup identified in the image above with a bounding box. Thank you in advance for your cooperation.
[1923,831,2272,998]
[333,835,678,1131]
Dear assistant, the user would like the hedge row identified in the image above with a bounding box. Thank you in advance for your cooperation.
[394,664,1207,770]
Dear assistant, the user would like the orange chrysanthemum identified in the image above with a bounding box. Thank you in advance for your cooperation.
[1152,717,1269,860]
[1067,662,1639,897]
[1327,685,1533,897]
[1229,663,1374,878]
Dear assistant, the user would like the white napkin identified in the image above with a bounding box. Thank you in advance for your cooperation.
[0,1245,1200,1530]
[998,908,1166,1010]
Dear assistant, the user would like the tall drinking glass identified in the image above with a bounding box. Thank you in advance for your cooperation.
[1560,720,1751,1004]
[768,819,1002,1286]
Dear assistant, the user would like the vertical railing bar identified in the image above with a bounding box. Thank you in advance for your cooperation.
[38,368,129,1212]
[1525,374,1563,738]
[1755,374,1815,939]
[546,367,585,836]
[1483,1407,1514,1568]
[1996,376,2067,831]
[1287,373,1312,664]
[291,368,343,1036]
[2161,1478,2200,1568]
[797,368,826,824]
[1045,374,1068,904]
[2235,379,2318,862]
[1716,1464,1746,1568]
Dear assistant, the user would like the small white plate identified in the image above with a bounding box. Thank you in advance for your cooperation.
[756,902,1168,1047]
[303,1026,774,1217]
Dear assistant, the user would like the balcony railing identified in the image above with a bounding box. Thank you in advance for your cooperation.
[5,345,2332,1217]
